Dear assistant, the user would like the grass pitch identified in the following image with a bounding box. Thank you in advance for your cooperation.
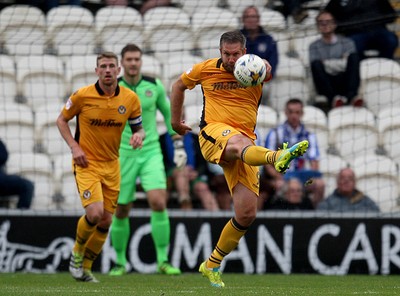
[0,272,399,296]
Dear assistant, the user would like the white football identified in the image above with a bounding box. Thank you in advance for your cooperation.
[234,54,266,87]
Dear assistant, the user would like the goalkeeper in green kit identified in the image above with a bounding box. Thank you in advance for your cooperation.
[109,44,186,276]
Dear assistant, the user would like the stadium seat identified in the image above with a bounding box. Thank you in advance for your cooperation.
[302,105,329,155]
[257,105,278,145]
[184,105,203,134]
[141,54,163,79]
[46,5,97,56]
[291,33,320,67]
[179,0,220,16]
[143,7,193,60]
[6,152,56,210]
[64,54,98,93]
[377,106,400,165]
[0,102,35,153]
[53,153,81,211]
[268,56,310,111]
[0,55,17,105]
[95,6,144,55]
[226,0,267,18]
[319,154,348,198]
[360,58,400,116]
[351,154,399,213]
[259,8,291,54]
[328,106,378,164]
[34,102,73,159]
[156,110,168,135]
[191,7,240,59]
[162,54,203,92]
[183,85,204,108]
[0,5,47,55]
[16,55,66,111]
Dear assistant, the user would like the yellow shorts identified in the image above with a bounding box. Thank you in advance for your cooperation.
[73,159,120,213]
[199,122,260,196]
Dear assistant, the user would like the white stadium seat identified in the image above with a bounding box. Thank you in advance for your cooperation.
[7,152,56,210]
[0,55,17,105]
[351,154,400,213]
[328,106,378,164]
[0,102,35,153]
[46,6,97,56]
[95,6,144,55]
[16,55,66,111]
[360,58,400,116]
[64,54,98,93]
[0,5,47,55]
[377,106,400,165]
[143,7,193,60]
[192,7,240,59]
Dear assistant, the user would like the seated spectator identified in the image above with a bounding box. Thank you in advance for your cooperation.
[309,10,363,109]
[240,6,278,78]
[325,0,399,60]
[263,98,325,208]
[266,178,314,210]
[317,167,380,212]
[0,139,34,209]
[161,132,219,211]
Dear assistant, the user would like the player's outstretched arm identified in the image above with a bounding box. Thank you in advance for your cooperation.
[170,78,192,135]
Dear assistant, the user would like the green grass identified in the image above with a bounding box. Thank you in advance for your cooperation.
[0,273,399,296]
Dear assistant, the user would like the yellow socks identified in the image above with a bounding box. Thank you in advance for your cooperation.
[241,145,279,166]
[207,218,248,269]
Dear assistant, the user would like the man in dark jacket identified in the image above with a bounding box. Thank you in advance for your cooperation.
[325,0,398,60]
[0,139,34,209]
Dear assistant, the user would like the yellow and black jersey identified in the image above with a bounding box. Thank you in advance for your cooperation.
[62,81,142,161]
[181,58,264,140]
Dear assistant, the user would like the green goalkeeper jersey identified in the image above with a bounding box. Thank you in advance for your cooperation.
[118,75,176,156]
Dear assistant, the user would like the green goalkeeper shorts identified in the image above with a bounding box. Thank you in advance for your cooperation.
[118,150,166,204]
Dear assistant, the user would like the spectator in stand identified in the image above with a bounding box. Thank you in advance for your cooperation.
[240,6,278,78]
[267,178,314,210]
[0,139,34,209]
[309,10,363,109]
[263,98,324,209]
[317,167,380,212]
[325,0,399,60]
[162,132,219,211]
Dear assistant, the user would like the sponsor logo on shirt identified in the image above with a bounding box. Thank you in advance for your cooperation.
[212,82,247,91]
[89,119,123,127]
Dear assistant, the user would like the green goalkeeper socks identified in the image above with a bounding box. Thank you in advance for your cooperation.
[151,210,170,265]
[110,216,130,267]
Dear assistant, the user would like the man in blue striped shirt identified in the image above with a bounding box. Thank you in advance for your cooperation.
[263,98,325,209]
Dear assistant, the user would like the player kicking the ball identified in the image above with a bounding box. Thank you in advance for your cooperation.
[170,30,308,288]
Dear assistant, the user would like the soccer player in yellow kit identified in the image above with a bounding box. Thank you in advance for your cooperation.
[56,52,145,283]
[170,30,309,288]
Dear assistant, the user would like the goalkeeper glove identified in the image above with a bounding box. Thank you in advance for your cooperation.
[173,138,187,169]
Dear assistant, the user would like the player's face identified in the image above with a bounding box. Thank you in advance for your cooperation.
[285,102,303,128]
[220,42,246,73]
[121,51,142,78]
[96,57,120,86]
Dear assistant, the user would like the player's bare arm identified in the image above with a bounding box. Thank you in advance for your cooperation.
[262,59,273,81]
[129,125,145,149]
[170,78,192,135]
[56,113,88,168]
